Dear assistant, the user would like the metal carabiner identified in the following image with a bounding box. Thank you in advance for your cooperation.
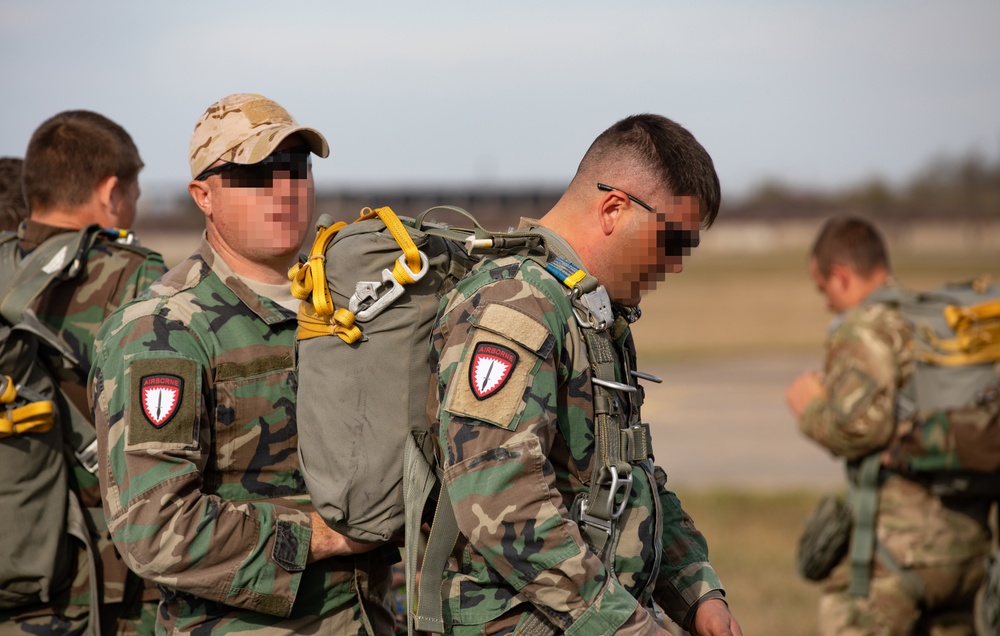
[349,251,429,322]
[607,465,633,520]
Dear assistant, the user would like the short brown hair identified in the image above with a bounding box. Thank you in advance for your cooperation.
[23,110,143,212]
[0,157,27,231]
[574,114,721,228]
[811,216,890,278]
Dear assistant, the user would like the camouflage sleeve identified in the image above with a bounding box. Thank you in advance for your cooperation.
[650,467,726,629]
[435,279,656,635]
[799,304,911,460]
[115,252,167,304]
[91,311,312,617]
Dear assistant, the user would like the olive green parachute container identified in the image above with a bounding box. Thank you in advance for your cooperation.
[292,207,482,543]
[0,229,101,617]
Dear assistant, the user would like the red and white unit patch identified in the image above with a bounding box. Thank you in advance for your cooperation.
[469,342,519,400]
[140,374,183,428]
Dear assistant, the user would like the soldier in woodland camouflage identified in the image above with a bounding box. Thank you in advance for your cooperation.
[786,217,991,635]
[90,94,394,634]
[1,111,166,635]
[429,115,742,635]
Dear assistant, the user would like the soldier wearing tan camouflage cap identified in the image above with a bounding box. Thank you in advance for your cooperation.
[91,93,394,634]
[787,217,991,635]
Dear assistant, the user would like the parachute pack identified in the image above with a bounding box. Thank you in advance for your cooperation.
[845,280,1000,598]
[292,206,641,635]
[0,227,103,617]
[874,279,1000,483]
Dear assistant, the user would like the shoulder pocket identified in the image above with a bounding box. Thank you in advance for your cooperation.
[444,303,554,430]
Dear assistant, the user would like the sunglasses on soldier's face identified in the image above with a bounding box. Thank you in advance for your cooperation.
[194,147,312,188]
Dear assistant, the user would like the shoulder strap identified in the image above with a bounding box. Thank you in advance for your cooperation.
[0,225,102,326]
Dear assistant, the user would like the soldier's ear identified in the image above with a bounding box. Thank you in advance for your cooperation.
[95,176,118,210]
[188,180,213,219]
[597,189,628,237]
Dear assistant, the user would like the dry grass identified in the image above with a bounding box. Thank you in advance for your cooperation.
[674,488,830,635]
[632,249,1000,361]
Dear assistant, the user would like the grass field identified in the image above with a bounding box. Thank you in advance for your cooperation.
[675,488,830,634]
[631,248,1000,361]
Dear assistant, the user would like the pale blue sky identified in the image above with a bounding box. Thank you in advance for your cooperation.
[2,1,998,198]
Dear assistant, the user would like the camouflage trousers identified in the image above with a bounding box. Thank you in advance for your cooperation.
[817,553,987,636]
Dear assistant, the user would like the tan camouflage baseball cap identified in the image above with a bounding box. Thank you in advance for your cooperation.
[188,93,330,179]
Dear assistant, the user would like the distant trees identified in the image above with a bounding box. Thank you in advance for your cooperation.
[734,149,1000,219]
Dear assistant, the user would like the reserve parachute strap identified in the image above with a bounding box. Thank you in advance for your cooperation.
[289,206,425,344]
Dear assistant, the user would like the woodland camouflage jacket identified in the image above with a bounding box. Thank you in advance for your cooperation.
[429,230,725,635]
[90,241,390,634]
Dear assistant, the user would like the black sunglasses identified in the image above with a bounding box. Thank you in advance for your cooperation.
[597,183,655,212]
[195,147,312,188]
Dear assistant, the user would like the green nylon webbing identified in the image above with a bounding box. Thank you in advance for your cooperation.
[848,453,882,597]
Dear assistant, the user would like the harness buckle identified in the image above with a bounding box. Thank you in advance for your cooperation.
[349,251,429,322]
[571,286,614,332]
[576,498,612,536]
[75,439,99,474]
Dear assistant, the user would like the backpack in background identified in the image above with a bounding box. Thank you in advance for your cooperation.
[873,278,1000,484]
[0,228,101,611]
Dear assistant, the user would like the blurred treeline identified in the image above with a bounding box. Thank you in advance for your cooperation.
[135,149,1000,233]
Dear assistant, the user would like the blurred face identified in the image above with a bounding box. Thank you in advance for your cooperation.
[809,257,852,314]
[602,187,702,306]
[200,134,314,262]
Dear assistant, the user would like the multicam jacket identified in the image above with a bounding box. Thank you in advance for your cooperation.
[4,220,165,624]
[799,293,990,571]
[429,228,725,635]
[90,241,392,634]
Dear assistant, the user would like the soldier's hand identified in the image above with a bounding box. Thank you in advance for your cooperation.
[308,511,383,561]
[691,599,742,636]
[786,370,826,417]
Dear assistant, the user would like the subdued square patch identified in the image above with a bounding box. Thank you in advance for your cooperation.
[126,355,199,450]
[444,303,551,430]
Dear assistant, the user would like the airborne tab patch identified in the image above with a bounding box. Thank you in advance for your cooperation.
[141,374,183,428]
[469,342,518,400]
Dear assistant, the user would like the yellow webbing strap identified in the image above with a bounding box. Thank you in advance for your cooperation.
[295,301,362,344]
[1,375,16,403]
[916,298,1000,366]
[371,206,422,284]
[0,401,55,438]
[288,220,348,316]
[288,206,421,344]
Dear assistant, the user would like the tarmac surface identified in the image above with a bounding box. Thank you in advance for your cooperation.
[641,354,843,491]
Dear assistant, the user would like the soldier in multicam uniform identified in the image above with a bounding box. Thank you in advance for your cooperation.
[89,94,394,635]
[1,111,166,635]
[428,115,742,635]
[786,217,992,635]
